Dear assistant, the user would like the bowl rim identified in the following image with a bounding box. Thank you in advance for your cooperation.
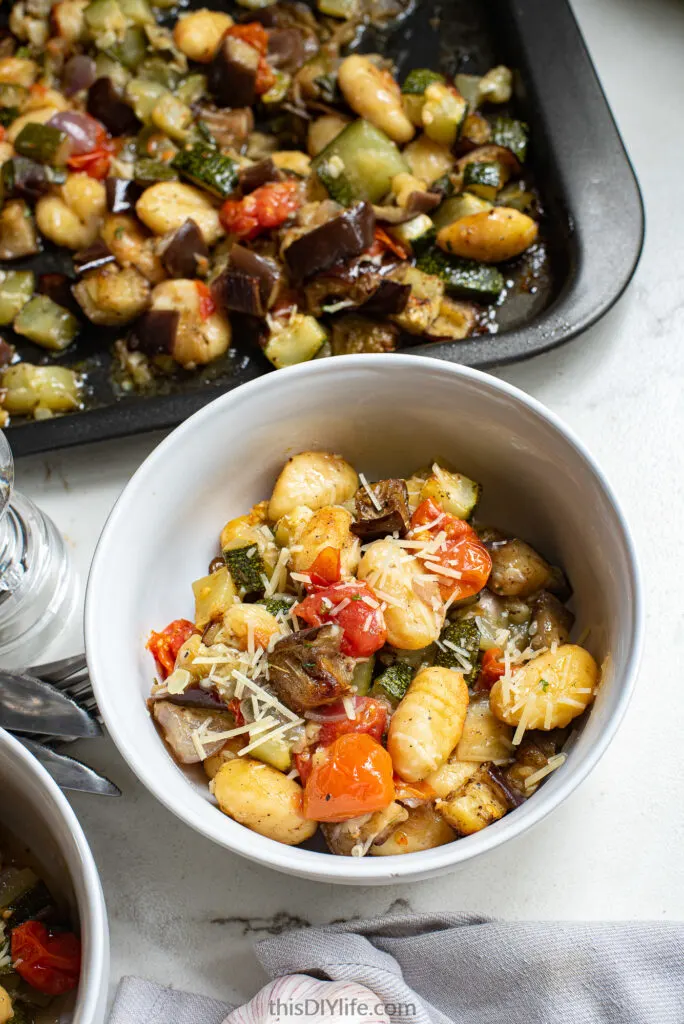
[0,728,109,1020]
[86,354,643,883]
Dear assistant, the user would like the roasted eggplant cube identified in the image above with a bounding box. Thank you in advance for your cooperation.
[223,543,266,595]
[530,591,574,650]
[351,478,410,540]
[372,661,413,704]
[209,35,259,108]
[435,619,481,684]
[268,623,355,714]
[285,202,375,282]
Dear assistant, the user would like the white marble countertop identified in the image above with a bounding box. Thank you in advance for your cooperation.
[11,0,684,1009]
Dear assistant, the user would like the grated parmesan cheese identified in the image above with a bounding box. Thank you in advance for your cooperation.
[359,472,382,512]
[524,753,567,789]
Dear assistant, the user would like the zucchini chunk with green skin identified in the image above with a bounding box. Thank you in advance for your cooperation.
[416,248,504,302]
[13,295,79,351]
[263,313,327,369]
[257,595,296,618]
[351,654,375,696]
[401,69,446,126]
[0,270,34,325]
[490,116,529,162]
[171,143,238,198]
[313,119,407,205]
[432,192,492,231]
[14,122,71,165]
[420,463,482,518]
[387,214,435,255]
[435,619,481,684]
[372,661,413,704]
[463,161,508,202]
[134,158,178,184]
[1,363,82,416]
[223,543,266,596]
[421,82,468,146]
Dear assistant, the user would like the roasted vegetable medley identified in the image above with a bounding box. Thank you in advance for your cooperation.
[0,836,81,1022]
[147,452,599,856]
[0,0,542,425]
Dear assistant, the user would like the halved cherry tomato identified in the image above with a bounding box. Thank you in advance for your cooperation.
[317,696,388,747]
[67,145,112,179]
[374,225,409,260]
[393,777,436,803]
[308,547,341,587]
[227,697,245,726]
[147,619,197,677]
[225,22,274,94]
[220,180,300,241]
[0,126,5,143]
[195,280,216,320]
[475,647,506,691]
[410,498,491,602]
[11,921,81,996]
[255,57,276,95]
[303,733,395,822]
[294,749,313,783]
[295,580,387,658]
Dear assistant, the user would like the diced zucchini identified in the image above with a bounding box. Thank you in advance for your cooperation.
[171,143,238,198]
[454,73,481,110]
[420,463,482,519]
[249,732,292,772]
[421,82,468,146]
[14,123,70,165]
[118,0,155,24]
[496,181,536,214]
[192,565,237,629]
[490,116,529,163]
[176,73,207,105]
[94,53,130,91]
[134,157,177,183]
[13,296,79,352]
[372,661,413,704]
[351,655,375,696]
[313,119,407,205]
[0,83,27,108]
[401,68,446,125]
[0,107,19,128]
[126,77,167,122]
[317,0,359,17]
[85,0,127,36]
[387,213,435,255]
[430,172,456,199]
[1,363,82,416]
[257,595,296,617]
[390,266,444,335]
[0,270,34,325]
[263,313,327,369]
[431,192,492,231]
[138,56,181,88]
[435,619,481,684]
[223,544,266,595]
[151,92,193,142]
[261,70,291,105]
[416,247,504,301]
[107,25,147,69]
[7,879,55,927]
[463,161,507,201]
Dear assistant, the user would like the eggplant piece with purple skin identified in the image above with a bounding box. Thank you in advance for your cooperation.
[351,478,410,540]
[37,273,80,317]
[152,701,235,764]
[238,157,280,194]
[148,687,227,711]
[208,35,259,109]
[62,54,97,96]
[87,77,140,136]
[360,279,410,315]
[1,157,65,202]
[267,29,305,72]
[162,219,210,279]
[106,177,142,215]
[285,202,375,282]
[268,624,355,715]
[212,244,281,317]
[128,309,179,355]
[73,239,115,275]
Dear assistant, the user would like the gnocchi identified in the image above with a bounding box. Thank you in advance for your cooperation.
[490,644,599,731]
[358,539,443,650]
[268,451,358,521]
[388,666,469,782]
[136,182,223,245]
[211,758,317,845]
[337,55,414,144]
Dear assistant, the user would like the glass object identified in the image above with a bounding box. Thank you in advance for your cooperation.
[0,432,77,668]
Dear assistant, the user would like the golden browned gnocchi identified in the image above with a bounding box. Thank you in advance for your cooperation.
[148,451,594,859]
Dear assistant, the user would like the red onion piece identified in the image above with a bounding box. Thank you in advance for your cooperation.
[304,696,365,723]
[62,55,97,97]
[48,111,103,155]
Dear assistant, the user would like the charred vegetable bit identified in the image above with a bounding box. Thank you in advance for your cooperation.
[285,202,375,281]
[268,624,355,714]
[212,244,281,317]
[372,661,413,704]
[223,543,266,595]
[435,619,480,684]
[351,478,410,540]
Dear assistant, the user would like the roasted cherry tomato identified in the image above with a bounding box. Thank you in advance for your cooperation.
[227,696,245,726]
[475,647,506,691]
[373,225,409,260]
[307,546,341,587]
[410,498,491,602]
[11,921,81,996]
[294,580,387,658]
[195,280,216,319]
[225,23,274,94]
[303,733,394,822]
[393,777,436,803]
[317,696,388,747]
[67,145,112,179]
[147,618,197,677]
[294,750,313,784]
[220,180,300,241]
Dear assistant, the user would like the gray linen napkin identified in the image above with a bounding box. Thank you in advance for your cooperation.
[109,912,684,1024]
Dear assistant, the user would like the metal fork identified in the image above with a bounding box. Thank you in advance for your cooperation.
[30,653,100,720]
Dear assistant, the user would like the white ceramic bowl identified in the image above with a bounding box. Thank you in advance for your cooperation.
[0,729,109,1021]
[86,355,642,884]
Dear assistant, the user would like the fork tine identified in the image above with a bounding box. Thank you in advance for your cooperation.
[29,653,88,683]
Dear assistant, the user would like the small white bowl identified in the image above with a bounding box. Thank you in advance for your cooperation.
[86,355,642,884]
[0,729,109,1022]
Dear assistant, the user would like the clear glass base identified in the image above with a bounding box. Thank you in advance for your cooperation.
[0,491,77,669]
